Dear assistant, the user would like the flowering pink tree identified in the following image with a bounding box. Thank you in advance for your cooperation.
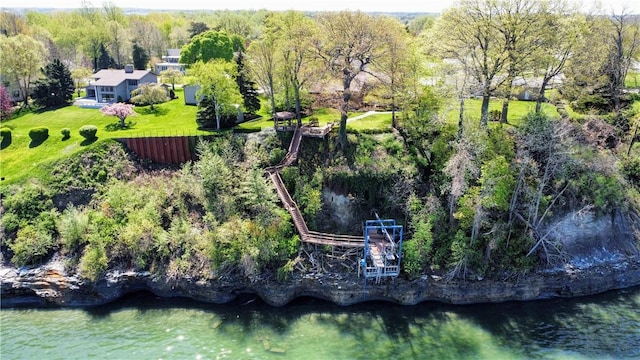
[100,102,136,128]
[0,86,14,120]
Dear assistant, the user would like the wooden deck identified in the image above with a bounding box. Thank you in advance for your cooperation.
[267,125,363,248]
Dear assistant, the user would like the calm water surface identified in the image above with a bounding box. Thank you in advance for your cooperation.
[1,286,639,359]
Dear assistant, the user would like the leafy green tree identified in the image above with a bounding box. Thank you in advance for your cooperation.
[375,15,413,128]
[314,11,390,148]
[0,34,47,107]
[188,60,242,130]
[102,1,128,68]
[268,10,317,126]
[160,68,183,91]
[533,5,585,113]
[71,67,93,97]
[179,30,234,65]
[130,83,169,110]
[430,0,509,127]
[247,37,278,118]
[33,58,75,108]
[132,42,149,70]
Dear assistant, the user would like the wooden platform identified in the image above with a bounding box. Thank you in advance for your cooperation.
[267,125,364,248]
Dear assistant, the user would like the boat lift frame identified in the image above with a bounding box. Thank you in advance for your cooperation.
[358,214,403,283]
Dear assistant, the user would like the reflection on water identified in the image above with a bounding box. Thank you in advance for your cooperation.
[2,287,639,360]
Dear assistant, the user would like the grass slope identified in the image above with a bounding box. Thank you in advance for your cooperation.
[0,90,202,185]
[0,93,558,185]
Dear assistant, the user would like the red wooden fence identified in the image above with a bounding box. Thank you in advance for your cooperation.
[118,136,214,164]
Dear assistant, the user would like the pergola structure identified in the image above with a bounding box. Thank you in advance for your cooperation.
[273,111,297,131]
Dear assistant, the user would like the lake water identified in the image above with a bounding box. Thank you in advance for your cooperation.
[1,286,639,360]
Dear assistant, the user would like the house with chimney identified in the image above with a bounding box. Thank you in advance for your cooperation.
[85,64,158,103]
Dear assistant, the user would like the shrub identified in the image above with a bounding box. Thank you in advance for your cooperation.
[28,127,49,143]
[1,127,11,141]
[621,157,640,185]
[61,128,71,139]
[58,205,90,254]
[0,127,11,148]
[79,242,108,281]
[9,225,55,266]
[79,125,98,140]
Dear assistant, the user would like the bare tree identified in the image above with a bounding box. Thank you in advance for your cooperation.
[606,8,640,112]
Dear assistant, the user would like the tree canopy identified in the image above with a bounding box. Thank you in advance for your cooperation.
[179,30,235,65]
[32,58,75,108]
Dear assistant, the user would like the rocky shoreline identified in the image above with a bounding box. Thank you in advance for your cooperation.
[2,254,640,308]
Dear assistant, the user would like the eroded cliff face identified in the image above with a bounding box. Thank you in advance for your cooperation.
[2,211,639,308]
[2,255,640,308]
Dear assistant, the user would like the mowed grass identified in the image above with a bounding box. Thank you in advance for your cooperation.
[347,112,393,132]
[1,89,203,185]
[445,98,560,127]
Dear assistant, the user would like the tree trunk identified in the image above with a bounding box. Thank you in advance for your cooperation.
[119,116,126,128]
[535,79,549,113]
[337,93,349,149]
[501,76,515,123]
[629,124,639,156]
[501,99,510,124]
[268,74,276,126]
[294,83,302,127]
[457,97,465,140]
[480,92,490,127]
[215,101,221,130]
[336,72,354,149]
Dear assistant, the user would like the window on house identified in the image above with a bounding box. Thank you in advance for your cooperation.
[128,79,138,86]
[101,86,114,92]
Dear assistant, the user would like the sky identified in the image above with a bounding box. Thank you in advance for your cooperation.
[4,0,640,14]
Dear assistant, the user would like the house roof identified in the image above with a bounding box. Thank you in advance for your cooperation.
[166,48,181,57]
[91,69,156,86]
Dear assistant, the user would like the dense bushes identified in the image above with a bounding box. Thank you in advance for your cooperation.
[79,125,98,140]
[61,128,71,139]
[28,127,49,143]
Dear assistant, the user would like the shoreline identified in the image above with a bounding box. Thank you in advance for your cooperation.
[2,254,640,308]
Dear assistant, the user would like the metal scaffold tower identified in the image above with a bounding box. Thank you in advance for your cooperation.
[358,213,403,284]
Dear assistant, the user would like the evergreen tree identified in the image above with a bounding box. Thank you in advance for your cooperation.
[97,43,115,69]
[196,94,235,129]
[235,51,260,115]
[32,59,75,108]
[132,43,149,70]
[196,95,217,129]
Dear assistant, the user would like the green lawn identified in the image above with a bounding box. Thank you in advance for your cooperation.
[347,113,393,132]
[1,90,205,185]
[626,71,640,89]
[445,98,560,127]
[0,92,562,185]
